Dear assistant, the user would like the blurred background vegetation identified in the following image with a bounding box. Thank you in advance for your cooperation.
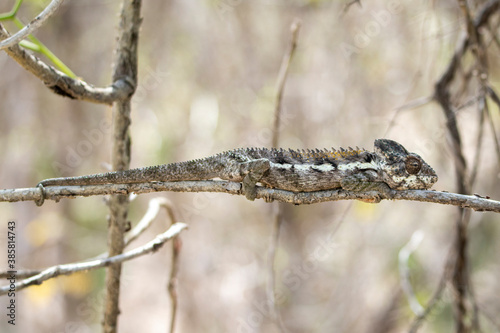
[0,0,499,332]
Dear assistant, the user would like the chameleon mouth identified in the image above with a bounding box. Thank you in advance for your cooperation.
[423,176,438,189]
[391,174,438,190]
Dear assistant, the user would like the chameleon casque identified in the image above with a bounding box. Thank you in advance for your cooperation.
[36,139,437,204]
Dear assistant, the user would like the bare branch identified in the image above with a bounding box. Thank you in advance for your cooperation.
[475,0,500,28]
[0,223,188,296]
[272,19,300,148]
[103,0,142,331]
[125,197,172,245]
[2,181,500,212]
[267,18,301,333]
[95,197,174,259]
[0,23,134,104]
[0,197,176,280]
[165,199,182,333]
[0,0,65,50]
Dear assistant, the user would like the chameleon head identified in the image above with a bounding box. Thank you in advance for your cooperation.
[374,139,438,190]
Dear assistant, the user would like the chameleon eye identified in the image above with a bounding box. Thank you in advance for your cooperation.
[405,156,422,175]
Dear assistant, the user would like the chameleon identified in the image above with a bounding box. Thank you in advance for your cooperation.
[35,139,438,205]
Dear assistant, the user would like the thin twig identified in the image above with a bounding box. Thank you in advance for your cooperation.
[158,198,182,333]
[268,19,300,333]
[396,95,435,113]
[272,19,300,148]
[0,0,65,50]
[168,232,181,333]
[0,197,174,280]
[125,197,171,245]
[0,223,188,296]
[342,0,362,15]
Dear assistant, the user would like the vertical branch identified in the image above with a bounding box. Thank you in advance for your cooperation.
[434,36,470,333]
[103,1,141,333]
[271,20,300,148]
[268,19,300,333]
[163,200,182,333]
[168,235,181,333]
[435,65,469,195]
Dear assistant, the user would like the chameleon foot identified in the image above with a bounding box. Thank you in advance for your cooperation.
[240,159,270,201]
[242,175,258,200]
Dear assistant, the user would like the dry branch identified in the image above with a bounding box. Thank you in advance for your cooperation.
[0,197,177,280]
[164,199,182,333]
[1,181,500,212]
[0,223,188,296]
[103,0,141,331]
[272,19,300,148]
[268,18,301,333]
[0,25,134,104]
[125,197,171,245]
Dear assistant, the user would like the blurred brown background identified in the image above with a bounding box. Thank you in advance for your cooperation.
[0,0,499,332]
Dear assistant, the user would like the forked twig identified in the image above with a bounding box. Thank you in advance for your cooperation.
[0,223,188,296]
[0,0,65,50]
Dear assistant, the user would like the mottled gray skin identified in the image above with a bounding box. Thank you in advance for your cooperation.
[37,139,438,201]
